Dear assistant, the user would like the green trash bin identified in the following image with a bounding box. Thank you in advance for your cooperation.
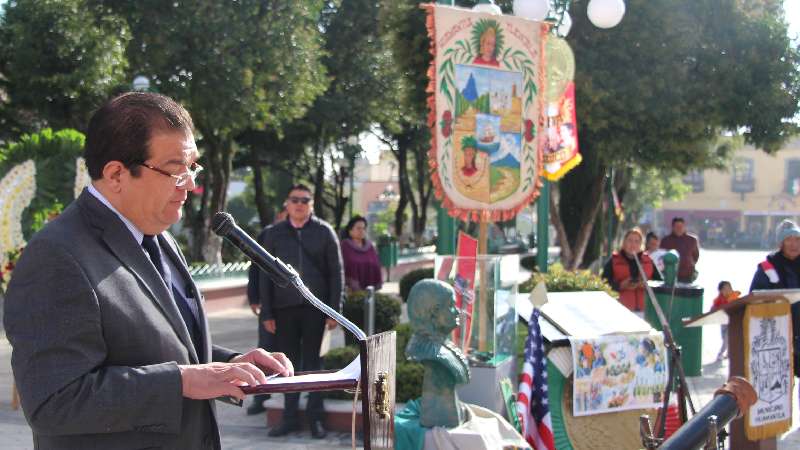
[644,281,704,376]
[377,237,397,267]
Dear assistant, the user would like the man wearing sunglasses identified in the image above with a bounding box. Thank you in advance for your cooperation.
[253,184,344,439]
[4,92,293,450]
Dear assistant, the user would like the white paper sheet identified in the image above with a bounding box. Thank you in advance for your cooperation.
[263,355,361,385]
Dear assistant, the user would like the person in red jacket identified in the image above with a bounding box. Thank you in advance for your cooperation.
[710,280,741,361]
[603,228,656,312]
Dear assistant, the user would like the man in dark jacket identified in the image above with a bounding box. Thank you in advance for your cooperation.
[749,219,800,378]
[256,184,343,438]
[660,217,700,282]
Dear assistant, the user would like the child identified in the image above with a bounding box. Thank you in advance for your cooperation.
[711,281,741,361]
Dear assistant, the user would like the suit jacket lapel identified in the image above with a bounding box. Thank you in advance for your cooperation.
[77,191,199,364]
[158,233,211,364]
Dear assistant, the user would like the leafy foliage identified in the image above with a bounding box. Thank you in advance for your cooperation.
[519,263,617,298]
[0,129,85,239]
[399,267,435,303]
[0,0,129,131]
[556,0,800,268]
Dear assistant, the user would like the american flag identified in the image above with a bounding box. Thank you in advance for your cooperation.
[517,308,555,450]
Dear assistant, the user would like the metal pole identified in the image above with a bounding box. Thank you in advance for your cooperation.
[436,201,456,255]
[606,169,614,260]
[365,286,376,335]
[536,180,550,272]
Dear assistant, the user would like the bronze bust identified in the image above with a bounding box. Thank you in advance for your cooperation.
[405,279,470,428]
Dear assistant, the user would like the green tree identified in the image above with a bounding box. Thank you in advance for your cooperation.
[0,0,129,132]
[104,0,329,262]
[554,0,800,269]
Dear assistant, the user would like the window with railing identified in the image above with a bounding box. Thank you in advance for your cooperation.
[786,159,800,195]
[731,158,755,193]
[683,170,704,193]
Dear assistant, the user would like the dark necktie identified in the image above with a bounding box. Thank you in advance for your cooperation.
[141,234,203,357]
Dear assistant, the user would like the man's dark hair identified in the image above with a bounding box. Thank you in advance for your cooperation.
[85,92,194,180]
[672,217,685,225]
[286,184,313,197]
[646,231,658,242]
[718,281,731,291]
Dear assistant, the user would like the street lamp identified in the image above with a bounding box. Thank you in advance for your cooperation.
[587,0,626,29]
[132,75,150,92]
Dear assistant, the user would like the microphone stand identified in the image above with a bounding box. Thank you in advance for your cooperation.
[634,254,696,445]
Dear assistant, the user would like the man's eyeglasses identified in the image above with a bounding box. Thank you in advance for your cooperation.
[138,162,203,188]
[288,196,312,205]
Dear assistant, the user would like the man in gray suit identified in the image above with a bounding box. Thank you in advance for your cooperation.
[4,92,293,449]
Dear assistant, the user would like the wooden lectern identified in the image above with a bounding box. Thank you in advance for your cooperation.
[241,331,396,450]
[685,290,799,450]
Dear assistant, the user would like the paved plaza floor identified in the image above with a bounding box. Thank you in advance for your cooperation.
[0,250,799,449]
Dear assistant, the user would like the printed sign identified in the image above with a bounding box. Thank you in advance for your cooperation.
[570,333,669,416]
[744,302,793,440]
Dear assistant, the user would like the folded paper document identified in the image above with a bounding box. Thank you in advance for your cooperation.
[241,356,361,395]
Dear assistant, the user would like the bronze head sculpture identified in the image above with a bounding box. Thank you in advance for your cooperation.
[406,279,470,428]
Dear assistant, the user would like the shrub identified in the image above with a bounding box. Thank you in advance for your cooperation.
[519,263,616,297]
[394,322,412,363]
[399,267,434,302]
[396,361,424,403]
[343,290,402,346]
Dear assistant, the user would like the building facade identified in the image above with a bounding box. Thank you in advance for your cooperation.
[659,137,800,248]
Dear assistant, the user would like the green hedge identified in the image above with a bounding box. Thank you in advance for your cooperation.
[519,263,616,298]
[399,267,434,302]
[343,290,402,346]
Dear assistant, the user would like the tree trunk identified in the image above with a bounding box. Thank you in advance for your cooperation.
[569,174,606,270]
[251,150,269,228]
[312,139,327,221]
[393,144,409,237]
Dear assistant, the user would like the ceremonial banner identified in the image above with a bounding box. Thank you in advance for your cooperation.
[424,4,547,222]
[744,302,793,440]
[542,37,580,181]
[570,333,669,416]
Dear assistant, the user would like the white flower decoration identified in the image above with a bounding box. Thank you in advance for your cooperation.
[0,160,36,266]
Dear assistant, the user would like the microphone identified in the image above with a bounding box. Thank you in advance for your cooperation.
[211,212,294,288]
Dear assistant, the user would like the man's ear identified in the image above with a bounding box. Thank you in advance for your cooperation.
[101,161,126,193]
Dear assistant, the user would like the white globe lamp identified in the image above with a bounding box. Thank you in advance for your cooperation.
[512,0,550,21]
[473,0,503,15]
[587,0,626,29]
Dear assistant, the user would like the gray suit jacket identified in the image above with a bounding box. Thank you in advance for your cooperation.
[4,189,237,449]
